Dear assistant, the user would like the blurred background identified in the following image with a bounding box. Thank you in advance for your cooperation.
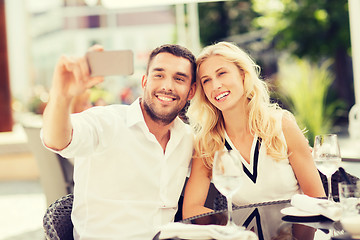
[0,0,359,239]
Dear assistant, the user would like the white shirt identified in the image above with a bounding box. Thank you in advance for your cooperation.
[225,131,301,205]
[43,98,193,240]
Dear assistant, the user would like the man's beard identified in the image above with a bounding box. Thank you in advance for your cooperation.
[142,92,185,125]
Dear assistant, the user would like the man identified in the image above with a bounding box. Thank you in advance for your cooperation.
[42,44,196,239]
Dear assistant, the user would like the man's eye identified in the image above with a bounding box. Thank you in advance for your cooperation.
[176,77,185,82]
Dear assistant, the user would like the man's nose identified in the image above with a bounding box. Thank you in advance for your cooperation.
[161,78,174,91]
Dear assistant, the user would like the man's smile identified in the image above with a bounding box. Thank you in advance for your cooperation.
[156,94,177,103]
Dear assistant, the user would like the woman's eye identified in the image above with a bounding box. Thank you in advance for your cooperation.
[219,71,226,76]
[202,79,209,84]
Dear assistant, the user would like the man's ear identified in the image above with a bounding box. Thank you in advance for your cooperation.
[141,75,147,89]
[187,83,196,100]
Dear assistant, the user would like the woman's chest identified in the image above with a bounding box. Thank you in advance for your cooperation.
[228,134,254,164]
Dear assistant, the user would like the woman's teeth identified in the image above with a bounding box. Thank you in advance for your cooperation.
[215,92,229,100]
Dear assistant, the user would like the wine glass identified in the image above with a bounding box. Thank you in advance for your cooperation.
[212,149,243,227]
[313,134,342,201]
[339,180,360,238]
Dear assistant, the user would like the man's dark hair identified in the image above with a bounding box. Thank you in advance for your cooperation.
[146,44,196,84]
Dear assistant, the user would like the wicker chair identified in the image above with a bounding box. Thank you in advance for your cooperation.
[42,192,186,239]
[43,194,74,240]
[318,169,359,201]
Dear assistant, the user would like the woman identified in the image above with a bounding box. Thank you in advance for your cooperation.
[182,42,325,219]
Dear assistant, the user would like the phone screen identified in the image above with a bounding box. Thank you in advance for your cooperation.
[86,50,134,77]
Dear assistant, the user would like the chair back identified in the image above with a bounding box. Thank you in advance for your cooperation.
[43,194,74,240]
[23,125,69,206]
[349,104,360,140]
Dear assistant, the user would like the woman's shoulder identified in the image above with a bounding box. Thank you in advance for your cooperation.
[267,108,295,134]
[281,110,299,130]
[280,111,307,148]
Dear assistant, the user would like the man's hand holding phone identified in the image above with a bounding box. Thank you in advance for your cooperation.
[51,45,134,101]
[44,44,107,151]
[51,45,105,100]
[86,49,134,77]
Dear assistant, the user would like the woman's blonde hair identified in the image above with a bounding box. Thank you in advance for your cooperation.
[187,42,289,170]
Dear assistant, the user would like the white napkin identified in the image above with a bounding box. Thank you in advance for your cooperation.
[290,194,342,221]
[158,222,258,240]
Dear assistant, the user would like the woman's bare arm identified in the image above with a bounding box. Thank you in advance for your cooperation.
[182,157,214,219]
[282,115,326,197]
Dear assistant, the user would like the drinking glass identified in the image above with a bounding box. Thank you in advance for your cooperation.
[339,180,360,238]
[212,149,243,227]
[313,134,342,201]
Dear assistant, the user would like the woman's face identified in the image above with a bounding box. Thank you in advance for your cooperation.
[197,55,245,113]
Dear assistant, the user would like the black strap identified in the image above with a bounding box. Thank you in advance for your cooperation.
[243,208,264,240]
[224,137,262,183]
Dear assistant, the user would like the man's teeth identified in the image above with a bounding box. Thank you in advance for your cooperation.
[158,96,173,101]
[216,92,229,100]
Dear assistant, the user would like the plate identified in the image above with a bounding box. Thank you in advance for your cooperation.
[280,207,320,217]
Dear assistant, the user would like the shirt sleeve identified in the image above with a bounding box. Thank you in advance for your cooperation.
[40,107,110,159]
[40,114,89,159]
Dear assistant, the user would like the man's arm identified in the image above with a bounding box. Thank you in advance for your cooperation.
[42,88,73,151]
[42,46,104,150]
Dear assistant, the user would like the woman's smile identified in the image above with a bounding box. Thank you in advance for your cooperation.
[215,91,230,101]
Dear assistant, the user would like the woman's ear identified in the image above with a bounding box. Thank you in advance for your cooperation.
[240,69,246,83]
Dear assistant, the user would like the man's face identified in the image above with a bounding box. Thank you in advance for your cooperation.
[141,52,195,125]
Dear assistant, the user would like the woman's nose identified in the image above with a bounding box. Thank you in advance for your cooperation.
[212,78,222,90]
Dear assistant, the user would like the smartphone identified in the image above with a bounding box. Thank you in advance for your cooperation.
[86,50,134,77]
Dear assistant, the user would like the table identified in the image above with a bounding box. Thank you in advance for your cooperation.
[154,199,351,240]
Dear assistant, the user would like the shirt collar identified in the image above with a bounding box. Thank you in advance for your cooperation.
[126,98,145,128]
[170,115,185,136]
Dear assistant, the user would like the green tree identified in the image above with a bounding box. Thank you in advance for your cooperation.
[276,56,344,145]
[198,1,259,46]
[252,0,354,110]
